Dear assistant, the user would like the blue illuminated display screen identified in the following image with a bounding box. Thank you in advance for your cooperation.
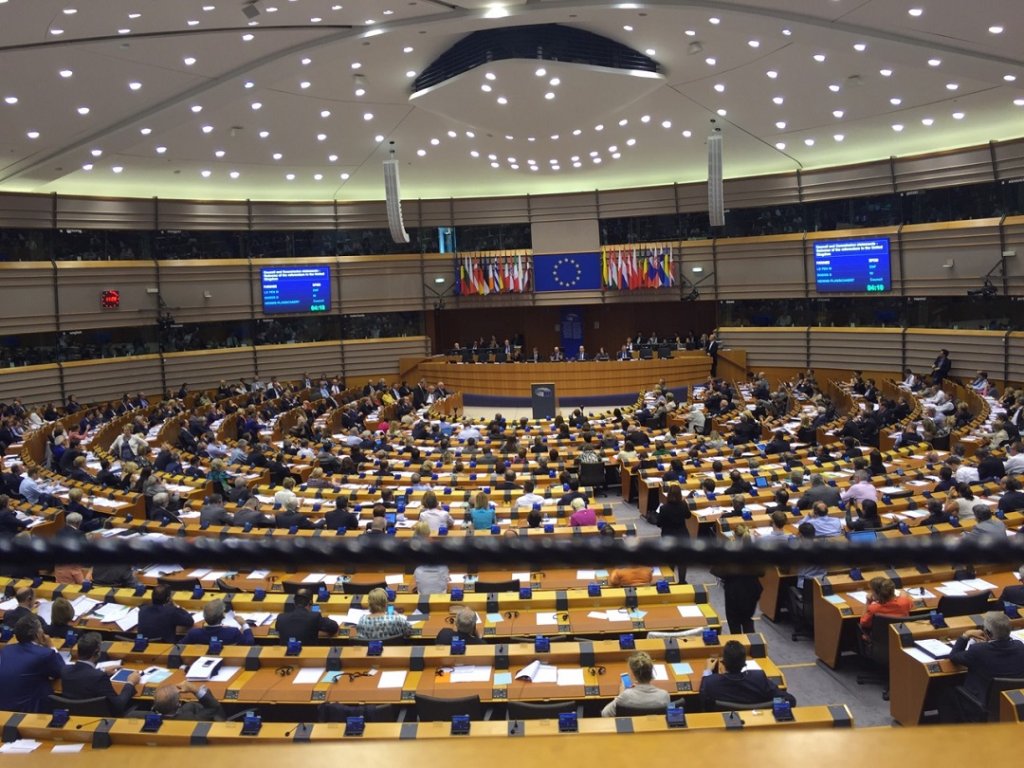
[261,266,331,314]
[813,238,891,293]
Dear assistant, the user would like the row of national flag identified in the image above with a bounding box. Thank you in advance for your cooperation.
[457,254,532,295]
[601,245,675,290]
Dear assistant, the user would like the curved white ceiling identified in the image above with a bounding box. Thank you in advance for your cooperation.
[0,0,1020,201]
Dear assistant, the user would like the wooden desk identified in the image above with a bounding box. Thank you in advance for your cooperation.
[999,689,1024,722]
[417,356,711,401]
[811,567,1014,669]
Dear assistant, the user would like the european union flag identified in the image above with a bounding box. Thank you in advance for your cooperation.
[533,252,603,292]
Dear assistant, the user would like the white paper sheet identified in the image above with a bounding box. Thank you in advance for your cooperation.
[209,665,241,683]
[915,639,952,658]
[961,578,998,592]
[652,664,669,681]
[605,608,631,622]
[450,665,492,683]
[247,570,271,579]
[532,664,558,684]
[586,611,607,620]
[385,574,405,585]
[378,670,408,689]
[904,647,939,664]
[743,659,762,671]
[846,591,869,604]
[556,667,585,687]
[51,744,85,753]
[293,667,327,685]
[677,605,704,618]
[302,572,328,583]
[535,611,559,626]
[576,570,597,580]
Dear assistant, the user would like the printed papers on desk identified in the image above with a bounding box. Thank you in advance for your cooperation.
[186,656,224,681]
[915,639,953,658]
[514,660,558,684]
[677,605,704,618]
[92,603,139,631]
[449,665,493,683]
[378,670,407,689]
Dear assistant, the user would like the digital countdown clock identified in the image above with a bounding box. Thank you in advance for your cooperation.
[100,289,121,309]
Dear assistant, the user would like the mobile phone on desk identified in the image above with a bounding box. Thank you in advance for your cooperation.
[620,672,633,689]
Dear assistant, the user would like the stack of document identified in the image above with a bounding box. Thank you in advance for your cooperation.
[186,656,224,681]
[142,564,186,577]
[514,660,558,683]
[914,639,953,658]
[449,665,492,683]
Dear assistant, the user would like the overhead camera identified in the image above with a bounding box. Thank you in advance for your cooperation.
[967,279,997,298]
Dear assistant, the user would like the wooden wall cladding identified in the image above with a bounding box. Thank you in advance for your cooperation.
[1009,333,1024,385]
[161,259,255,324]
[162,347,257,393]
[61,355,163,404]
[715,236,807,300]
[337,255,425,314]
[54,261,157,331]
[255,342,342,381]
[0,263,58,333]
[341,337,431,381]
[898,220,1004,296]
[904,329,1007,381]
[0,364,63,407]
[717,327,808,370]
[808,328,903,373]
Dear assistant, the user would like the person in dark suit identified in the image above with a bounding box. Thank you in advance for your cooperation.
[325,499,359,531]
[60,632,139,715]
[931,348,952,384]
[273,589,340,646]
[763,430,790,456]
[949,611,1024,715]
[435,607,485,646]
[2,587,47,632]
[137,584,194,643]
[274,499,323,530]
[698,640,796,711]
[706,332,720,377]
[999,566,1024,606]
[153,682,225,721]
[0,494,28,536]
[198,494,233,526]
[0,615,65,713]
[998,477,1024,513]
[181,599,254,646]
[232,498,275,529]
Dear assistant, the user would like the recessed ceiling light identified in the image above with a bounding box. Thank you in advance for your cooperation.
[26,130,39,139]
[748,40,760,48]
[340,173,350,180]
[90,148,102,157]
[1015,99,1024,107]
[988,25,1004,34]
[273,152,283,160]
[139,128,151,135]
[661,120,672,128]
[155,146,167,154]
[76,106,90,115]
[403,46,414,53]
[430,138,440,145]
[214,150,226,158]
[242,33,254,41]
[301,57,312,66]
[772,96,784,105]
[623,25,633,31]
[549,77,560,86]
[709,17,720,24]
[112,166,124,174]
[328,154,338,162]
[685,29,696,36]
[187,20,199,26]
[259,130,270,138]
[952,111,965,119]
[946,82,959,90]
[447,130,457,138]
[376,134,386,142]
[854,43,867,52]
[544,92,555,100]
[535,67,547,77]
[470,150,480,158]
[716,108,727,116]
[775,142,786,150]
[3,96,18,105]
[681,130,692,138]
[640,114,650,123]
[626,138,636,146]
[285,173,295,180]
[405,70,417,78]
[59,69,73,78]
[595,124,604,131]
[50,28,64,36]
[928,58,941,67]
[922,117,935,125]
[645,48,656,56]
[63,7,77,14]
[351,62,362,70]
[804,138,815,146]
[890,97,902,105]
[879,68,893,77]
[316,133,327,141]
[496,97,508,105]
[490,161,499,168]
[481,84,492,92]
[201,125,213,133]
[251,102,262,110]
[813,54,826,62]
[618,118,628,127]
[191,105,203,113]
[908,8,923,17]
[573,161,582,168]
[229,171,240,179]
[200,170,212,178]
[829,84,841,92]
[82,163,93,171]
[775,121,786,129]
[244,81,255,89]
[313,173,323,180]
[714,83,725,92]
[128,81,142,91]
[1004,74,1017,82]
[705,57,717,66]
[782,28,792,36]
[766,70,778,79]
[363,112,374,120]
[183,57,197,66]
[892,124,904,132]
[300,81,311,89]
[833,134,845,142]
[320,110,331,118]
[833,110,845,118]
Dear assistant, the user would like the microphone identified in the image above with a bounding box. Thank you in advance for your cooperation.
[283,722,308,739]
[75,717,112,730]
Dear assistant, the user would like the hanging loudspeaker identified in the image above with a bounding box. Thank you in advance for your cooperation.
[384,146,411,244]
[707,130,724,228]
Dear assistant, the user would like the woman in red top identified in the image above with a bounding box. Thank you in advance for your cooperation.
[860,576,912,639]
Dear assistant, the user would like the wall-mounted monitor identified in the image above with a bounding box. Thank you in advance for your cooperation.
[261,266,331,314]
[813,237,891,293]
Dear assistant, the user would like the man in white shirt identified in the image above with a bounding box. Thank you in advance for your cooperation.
[839,470,878,505]
[514,479,546,510]
[457,424,482,443]
[1004,442,1024,476]
[800,501,843,538]
[950,456,980,484]
[685,404,706,434]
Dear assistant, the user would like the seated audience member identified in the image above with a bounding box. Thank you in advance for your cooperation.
[967,505,1008,538]
[412,521,449,595]
[60,631,140,715]
[467,491,496,531]
[800,501,843,538]
[419,491,455,533]
[859,577,912,639]
[840,470,877,504]
[948,611,1024,719]
[45,597,76,640]
[435,607,484,646]
[324,498,359,531]
[152,682,225,721]
[138,584,195,643]
[515,479,546,511]
[198,494,233,527]
[181,599,254,646]
[355,588,412,641]
[274,588,340,646]
[1001,566,1024,606]
[568,496,599,526]
[800,473,841,507]
[233,497,275,529]
[601,651,671,716]
[998,476,1024,513]
[274,498,323,530]
[845,498,883,532]
[0,615,64,713]
[919,498,951,527]
[699,640,796,710]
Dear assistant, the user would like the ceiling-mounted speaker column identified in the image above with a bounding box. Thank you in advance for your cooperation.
[707,122,724,228]
[384,143,410,244]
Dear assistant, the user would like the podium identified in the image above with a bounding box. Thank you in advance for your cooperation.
[530,382,558,420]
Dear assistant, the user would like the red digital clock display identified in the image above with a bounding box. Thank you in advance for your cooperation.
[100,290,120,309]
